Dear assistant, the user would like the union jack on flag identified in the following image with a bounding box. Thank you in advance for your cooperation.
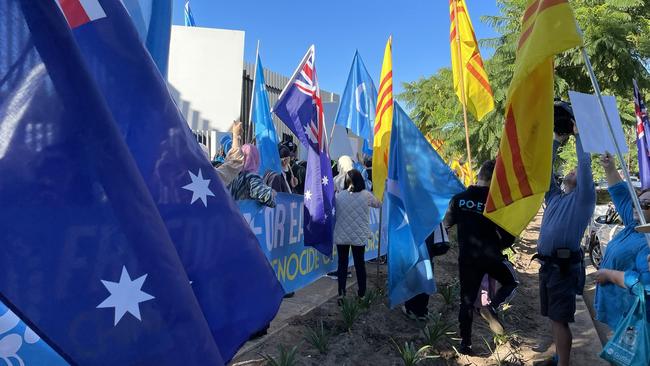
[275,46,328,152]
[273,46,335,256]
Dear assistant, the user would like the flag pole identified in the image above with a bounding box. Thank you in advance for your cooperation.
[247,40,260,144]
[376,190,385,288]
[580,47,650,246]
[453,0,474,180]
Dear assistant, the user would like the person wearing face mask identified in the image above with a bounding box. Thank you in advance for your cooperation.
[533,102,596,366]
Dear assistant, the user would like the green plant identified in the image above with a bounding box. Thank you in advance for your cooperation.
[359,288,381,309]
[421,313,455,349]
[391,339,436,366]
[439,282,459,307]
[261,345,299,366]
[483,337,516,366]
[304,320,330,354]
[340,296,362,331]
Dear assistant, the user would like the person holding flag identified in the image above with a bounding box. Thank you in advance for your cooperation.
[481,0,584,364]
[274,46,336,256]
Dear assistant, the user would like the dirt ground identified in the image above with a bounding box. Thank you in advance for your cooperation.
[233,211,590,366]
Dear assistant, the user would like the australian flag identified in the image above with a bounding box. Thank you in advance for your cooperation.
[0,0,224,364]
[274,46,336,256]
[634,79,650,189]
[58,0,283,361]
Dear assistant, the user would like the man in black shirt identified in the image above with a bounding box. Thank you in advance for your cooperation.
[444,159,518,355]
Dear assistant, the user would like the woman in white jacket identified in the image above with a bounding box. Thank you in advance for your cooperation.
[334,169,381,303]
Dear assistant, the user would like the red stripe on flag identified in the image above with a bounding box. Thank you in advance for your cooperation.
[59,0,91,29]
[466,54,494,96]
[485,191,496,212]
[378,71,393,93]
[449,27,457,43]
[504,107,533,197]
[494,155,513,206]
[376,83,393,114]
[518,0,568,50]
[374,99,393,134]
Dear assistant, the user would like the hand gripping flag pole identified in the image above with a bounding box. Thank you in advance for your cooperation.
[579,40,650,245]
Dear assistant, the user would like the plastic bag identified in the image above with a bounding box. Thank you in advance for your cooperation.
[600,283,650,366]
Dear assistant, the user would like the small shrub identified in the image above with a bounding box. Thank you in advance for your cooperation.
[421,313,455,349]
[391,339,436,366]
[359,288,381,309]
[304,320,330,354]
[483,337,517,366]
[261,345,299,366]
[439,282,459,307]
[341,296,362,331]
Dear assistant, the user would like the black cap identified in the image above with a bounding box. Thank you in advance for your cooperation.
[278,145,291,159]
[554,100,574,135]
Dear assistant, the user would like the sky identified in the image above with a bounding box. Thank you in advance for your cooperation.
[171,0,502,96]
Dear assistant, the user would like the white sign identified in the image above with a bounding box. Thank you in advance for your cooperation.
[568,91,628,154]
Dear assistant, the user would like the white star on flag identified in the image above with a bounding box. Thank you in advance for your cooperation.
[305,190,313,201]
[182,169,215,207]
[97,266,155,326]
[321,176,329,186]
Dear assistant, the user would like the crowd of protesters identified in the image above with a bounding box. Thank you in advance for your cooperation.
[201,109,650,365]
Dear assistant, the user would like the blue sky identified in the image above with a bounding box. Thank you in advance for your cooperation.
[172,1,501,96]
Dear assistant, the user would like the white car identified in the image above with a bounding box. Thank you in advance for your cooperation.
[583,203,623,269]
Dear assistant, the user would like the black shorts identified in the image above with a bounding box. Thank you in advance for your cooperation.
[539,261,585,323]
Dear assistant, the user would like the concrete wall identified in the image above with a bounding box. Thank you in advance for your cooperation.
[168,26,244,132]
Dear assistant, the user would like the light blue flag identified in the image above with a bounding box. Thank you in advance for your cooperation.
[386,102,465,308]
[121,0,172,77]
[184,0,196,26]
[334,51,377,154]
[253,54,283,175]
[0,302,68,366]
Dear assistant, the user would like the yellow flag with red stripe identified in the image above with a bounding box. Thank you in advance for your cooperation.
[372,37,393,201]
[449,0,494,121]
[484,0,582,236]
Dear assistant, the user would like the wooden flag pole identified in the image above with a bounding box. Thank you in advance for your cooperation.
[453,0,474,181]
[376,190,384,288]
[580,46,650,246]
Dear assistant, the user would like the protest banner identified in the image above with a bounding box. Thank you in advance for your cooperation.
[239,193,384,293]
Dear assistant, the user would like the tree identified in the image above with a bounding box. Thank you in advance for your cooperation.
[399,0,650,174]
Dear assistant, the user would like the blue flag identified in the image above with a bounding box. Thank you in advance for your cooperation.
[634,79,650,189]
[64,0,283,361]
[386,102,465,308]
[253,54,283,175]
[184,0,196,26]
[0,1,225,364]
[0,304,67,366]
[335,51,377,153]
[274,46,336,256]
[121,0,172,77]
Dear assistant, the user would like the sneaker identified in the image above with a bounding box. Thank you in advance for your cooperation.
[458,343,473,355]
[326,271,338,279]
[283,292,295,299]
[401,305,427,321]
[479,306,505,335]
